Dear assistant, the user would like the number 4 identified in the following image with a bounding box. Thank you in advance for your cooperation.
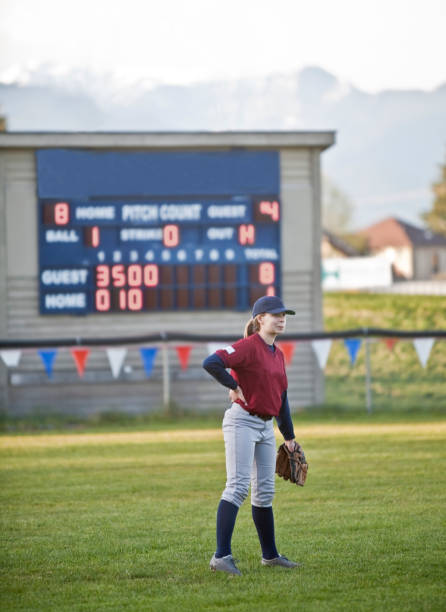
[259,200,279,222]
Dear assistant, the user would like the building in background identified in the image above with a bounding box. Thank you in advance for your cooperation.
[321,228,393,291]
[359,217,446,280]
[321,229,360,259]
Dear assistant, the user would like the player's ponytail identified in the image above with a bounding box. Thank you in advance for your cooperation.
[244,315,261,338]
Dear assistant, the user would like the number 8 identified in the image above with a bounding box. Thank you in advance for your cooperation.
[54,202,69,225]
[259,262,275,285]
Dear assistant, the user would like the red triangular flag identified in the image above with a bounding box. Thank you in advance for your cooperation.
[176,345,192,370]
[277,341,296,366]
[383,338,398,352]
[70,348,90,377]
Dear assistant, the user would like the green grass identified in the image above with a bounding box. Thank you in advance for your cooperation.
[323,293,446,413]
[1,421,445,611]
[323,292,446,330]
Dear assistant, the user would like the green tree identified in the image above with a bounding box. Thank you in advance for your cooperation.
[322,175,354,233]
[422,161,446,237]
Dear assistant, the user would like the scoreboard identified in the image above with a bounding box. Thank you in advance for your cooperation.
[37,150,281,314]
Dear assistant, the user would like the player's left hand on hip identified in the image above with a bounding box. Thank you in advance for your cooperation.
[229,386,247,405]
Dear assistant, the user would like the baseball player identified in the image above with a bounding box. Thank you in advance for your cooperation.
[203,295,300,576]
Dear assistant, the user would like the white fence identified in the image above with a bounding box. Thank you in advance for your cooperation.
[364,281,446,296]
[322,257,392,291]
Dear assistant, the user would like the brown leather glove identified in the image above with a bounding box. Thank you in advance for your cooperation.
[276,442,308,486]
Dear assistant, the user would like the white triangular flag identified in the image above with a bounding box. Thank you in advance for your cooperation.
[1,350,22,367]
[413,338,435,368]
[106,347,127,378]
[207,343,228,356]
[311,339,332,370]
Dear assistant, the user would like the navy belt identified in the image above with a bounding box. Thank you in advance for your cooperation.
[248,412,273,421]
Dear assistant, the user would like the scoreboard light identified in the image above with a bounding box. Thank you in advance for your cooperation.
[238,224,255,245]
[39,195,282,314]
[84,226,100,248]
[43,202,70,225]
[163,225,180,247]
[258,200,279,222]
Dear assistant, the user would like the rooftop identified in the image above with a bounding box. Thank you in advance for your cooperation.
[0,130,336,150]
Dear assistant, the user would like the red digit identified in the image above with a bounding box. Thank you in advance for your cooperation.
[128,288,143,311]
[144,264,159,287]
[111,264,126,287]
[84,226,100,247]
[238,224,255,245]
[163,225,179,247]
[259,200,279,222]
[95,289,110,311]
[259,262,275,285]
[128,264,142,287]
[54,202,70,225]
[119,289,127,310]
[96,265,110,288]
[91,226,100,247]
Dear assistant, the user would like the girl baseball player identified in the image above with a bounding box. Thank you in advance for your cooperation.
[203,295,300,576]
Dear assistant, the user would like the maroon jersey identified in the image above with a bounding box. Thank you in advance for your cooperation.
[216,333,287,417]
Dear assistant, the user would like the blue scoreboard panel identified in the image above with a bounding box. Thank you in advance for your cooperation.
[37,150,281,314]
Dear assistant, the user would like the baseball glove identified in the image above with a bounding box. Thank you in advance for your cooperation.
[276,442,308,486]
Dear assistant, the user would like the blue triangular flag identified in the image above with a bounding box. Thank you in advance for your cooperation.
[38,349,58,379]
[344,338,362,366]
[139,347,158,377]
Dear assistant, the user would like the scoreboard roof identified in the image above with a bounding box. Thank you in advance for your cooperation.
[0,130,336,150]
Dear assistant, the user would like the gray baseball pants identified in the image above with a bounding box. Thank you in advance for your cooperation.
[221,403,276,508]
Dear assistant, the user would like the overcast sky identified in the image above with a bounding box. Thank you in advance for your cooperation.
[1,0,445,92]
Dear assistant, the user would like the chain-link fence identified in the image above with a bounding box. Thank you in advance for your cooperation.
[1,328,445,417]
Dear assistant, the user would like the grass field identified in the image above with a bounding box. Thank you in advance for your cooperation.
[1,419,445,611]
[323,293,446,413]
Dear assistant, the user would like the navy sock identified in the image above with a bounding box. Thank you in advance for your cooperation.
[215,499,239,558]
[251,505,279,560]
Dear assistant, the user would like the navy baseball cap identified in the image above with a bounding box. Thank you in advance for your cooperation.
[252,296,296,317]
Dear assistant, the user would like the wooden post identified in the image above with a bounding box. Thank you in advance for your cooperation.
[365,337,373,413]
[161,342,171,414]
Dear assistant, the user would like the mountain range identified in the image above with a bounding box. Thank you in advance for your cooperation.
[1,65,445,229]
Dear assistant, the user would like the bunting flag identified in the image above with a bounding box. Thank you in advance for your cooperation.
[176,345,192,370]
[70,348,90,378]
[383,337,398,351]
[413,338,435,368]
[207,343,228,356]
[277,341,296,366]
[0,350,22,367]
[139,347,158,377]
[106,347,127,378]
[344,338,362,366]
[311,339,332,370]
[38,349,58,379]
